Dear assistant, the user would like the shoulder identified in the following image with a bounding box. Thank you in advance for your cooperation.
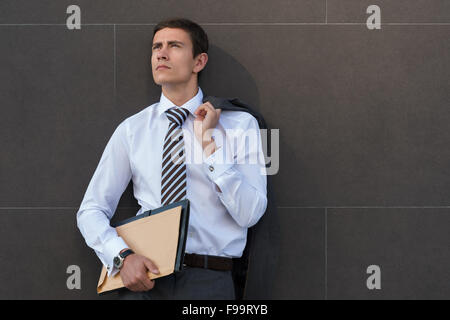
[219,109,260,130]
[117,102,158,135]
[124,103,156,126]
[204,95,263,130]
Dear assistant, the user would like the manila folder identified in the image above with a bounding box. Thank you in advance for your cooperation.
[97,204,184,294]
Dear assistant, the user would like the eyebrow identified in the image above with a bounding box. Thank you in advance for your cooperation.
[152,40,185,48]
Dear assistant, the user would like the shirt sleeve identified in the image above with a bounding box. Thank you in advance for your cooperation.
[202,114,268,228]
[76,120,132,276]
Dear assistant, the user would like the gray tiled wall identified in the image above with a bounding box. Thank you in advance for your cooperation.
[0,1,449,299]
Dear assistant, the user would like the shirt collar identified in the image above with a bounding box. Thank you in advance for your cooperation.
[157,86,203,118]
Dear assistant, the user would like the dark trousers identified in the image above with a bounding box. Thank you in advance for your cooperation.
[117,266,236,300]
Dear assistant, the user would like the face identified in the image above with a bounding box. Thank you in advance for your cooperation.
[151,28,206,86]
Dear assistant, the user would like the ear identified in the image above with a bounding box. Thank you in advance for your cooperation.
[193,52,208,73]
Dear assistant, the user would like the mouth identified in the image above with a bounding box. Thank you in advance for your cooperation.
[156,65,170,70]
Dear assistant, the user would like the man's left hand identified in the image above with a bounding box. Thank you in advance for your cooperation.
[193,102,221,153]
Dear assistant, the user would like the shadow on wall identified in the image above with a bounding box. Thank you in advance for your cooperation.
[112,43,282,299]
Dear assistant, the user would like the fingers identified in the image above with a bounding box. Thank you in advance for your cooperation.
[125,270,155,292]
[194,106,207,120]
[194,102,220,119]
[134,260,157,291]
[144,258,160,275]
[128,279,154,292]
[137,277,155,291]
[194,105,207,116]
[123,275,146,292]
[194,101,212,114]
[129,280,146,292]
[121,255,158,292]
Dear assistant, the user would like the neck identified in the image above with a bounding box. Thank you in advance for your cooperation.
[161,79,199,107]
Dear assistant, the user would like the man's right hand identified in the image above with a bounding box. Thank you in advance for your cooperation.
[119,253,160,292]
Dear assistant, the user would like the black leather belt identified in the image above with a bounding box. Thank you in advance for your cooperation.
[183,253,233,271]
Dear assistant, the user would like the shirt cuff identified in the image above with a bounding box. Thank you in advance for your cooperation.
[102,236,129,276]
[203,143,235,182]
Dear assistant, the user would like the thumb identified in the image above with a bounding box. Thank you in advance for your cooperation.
[144,258,160,274]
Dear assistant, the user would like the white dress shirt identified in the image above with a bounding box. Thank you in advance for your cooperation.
[76,87,268,276]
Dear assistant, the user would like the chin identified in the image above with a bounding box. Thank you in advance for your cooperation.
[156,77,187,87]
[153,75,171,86]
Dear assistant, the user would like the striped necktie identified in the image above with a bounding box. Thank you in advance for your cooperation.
[161,107,190,206]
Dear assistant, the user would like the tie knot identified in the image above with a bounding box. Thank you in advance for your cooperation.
[165,107,190,127]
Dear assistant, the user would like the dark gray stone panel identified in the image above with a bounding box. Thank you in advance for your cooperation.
[327,208,450,299]
[0,26,117,207]
[0,208,135,299]
[245,208,325,299]
[327,0,450,23]
[0,0,325,24]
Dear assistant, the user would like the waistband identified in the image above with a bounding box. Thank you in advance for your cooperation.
[183,253,233,271]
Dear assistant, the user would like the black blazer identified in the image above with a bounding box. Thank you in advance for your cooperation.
[203,95,278,300]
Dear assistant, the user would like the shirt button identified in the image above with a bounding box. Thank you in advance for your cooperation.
[209,165,214,172]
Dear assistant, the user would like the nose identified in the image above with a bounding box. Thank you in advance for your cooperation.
[156,45,169,61]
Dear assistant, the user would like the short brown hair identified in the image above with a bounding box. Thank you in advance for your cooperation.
[153,18,209,79]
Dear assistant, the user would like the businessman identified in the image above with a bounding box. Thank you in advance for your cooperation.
[76,17,268,299]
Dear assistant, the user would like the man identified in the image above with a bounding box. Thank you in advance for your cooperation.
[76,17,267,299]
